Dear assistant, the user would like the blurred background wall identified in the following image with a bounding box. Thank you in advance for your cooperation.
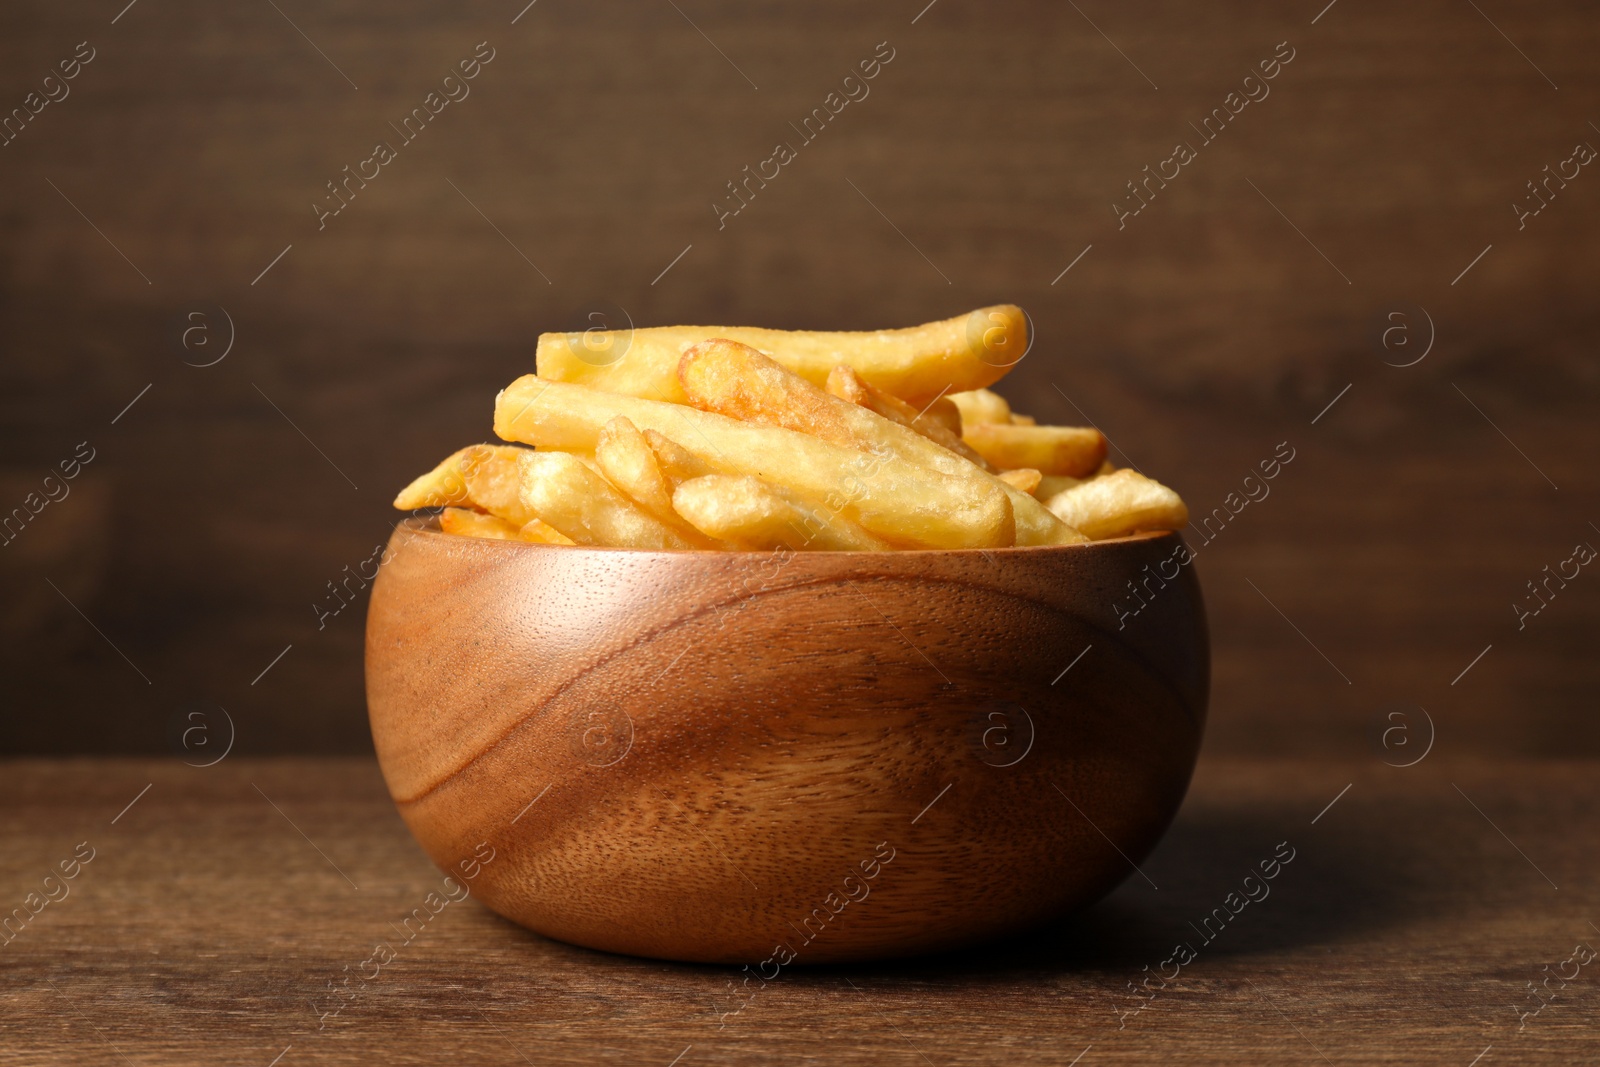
[1,0,1595,757]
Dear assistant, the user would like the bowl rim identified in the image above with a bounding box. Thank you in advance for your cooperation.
[383,514,1182,556]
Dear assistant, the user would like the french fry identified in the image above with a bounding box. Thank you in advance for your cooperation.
[595,417,678,523]
[1044,469,1189,541]
[673,475,888,551]
[1034,474,1083,499]
[394,444,544,527]
[438,506,574,544]
[401,302,1189,555]
[495,376,1014,549]
[518,450,703,550]
[459,446,541,526]
[439,507,525,541]
[922,396,964,437]
[643,429,715,485]
[677,341,1084,545]
[520,517,578,544]
[996,468,1042,494]
[394,446,478,509]
[1006,494,1085,546]
[595,417,721,547]
[962,423,1107,478]
[536,305,1027,405]
[820,362,867,404]
[825,364,991,470]
[948,388,1012,426]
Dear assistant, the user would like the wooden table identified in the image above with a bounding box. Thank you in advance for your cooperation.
[2,756,1595,1065]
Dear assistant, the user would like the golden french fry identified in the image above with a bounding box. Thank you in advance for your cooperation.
[1045,469,1189,541]
[438,507,574,544]
[922,396,963,437]
[822,363,869,404]
[1034,474,1083,499]
[948,388,1012,426]
[678,341,1083,545]
[825,364,992,470]
[520,517,577,545]
[518,450,702,550]
[400,299,1195,554]
[643,429,715,485]
[673,475,888,551]
[459,446,541,526]
[439,507,524,540]
[1019,501,1084,554]
[536,305,1027,405]
[962,423,1106,478]
[495,376,1013,549]
[996,468,1042,494]
[595,417,677,523]
[596,417,721,547]
[394,444,544,527]
[394,447,478,509]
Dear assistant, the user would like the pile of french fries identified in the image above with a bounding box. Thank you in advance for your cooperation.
[394,306,1188,551]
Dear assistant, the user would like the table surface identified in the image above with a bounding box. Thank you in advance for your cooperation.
[2,756,1595,1066]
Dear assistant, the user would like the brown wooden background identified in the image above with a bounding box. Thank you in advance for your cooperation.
[1,0,1595,757]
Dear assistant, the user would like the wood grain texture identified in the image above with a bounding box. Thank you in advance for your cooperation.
[365,521,1207,962]
[0,0,1596,757]
[2,755,1597,1064]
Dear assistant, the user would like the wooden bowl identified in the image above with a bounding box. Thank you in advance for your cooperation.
[365,517,1208,964]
